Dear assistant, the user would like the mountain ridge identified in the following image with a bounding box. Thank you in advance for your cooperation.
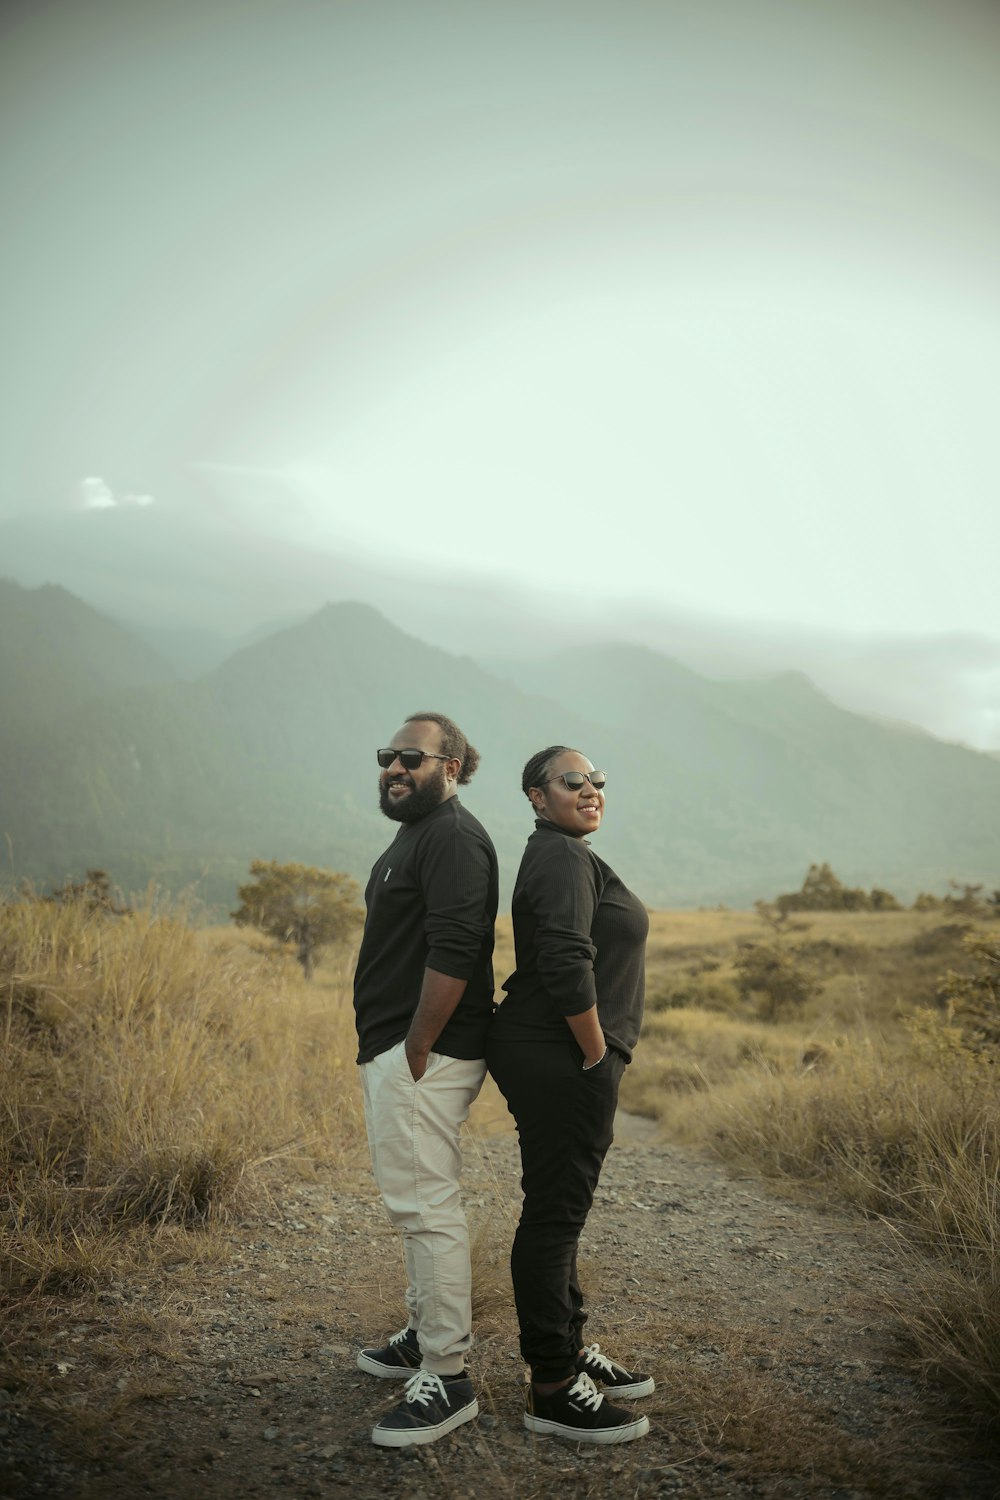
[1,583,998,910]
[5,497,999,753]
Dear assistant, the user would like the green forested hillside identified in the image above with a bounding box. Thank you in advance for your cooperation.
[0,579,175,736]
[0,600,598,905]
[2,588,999,910]
[509,642,1000,898]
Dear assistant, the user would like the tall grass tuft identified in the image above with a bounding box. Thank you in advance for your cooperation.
[675,1012,1000,1423]
[1,889,362,1293]
[629,909,1000,1427]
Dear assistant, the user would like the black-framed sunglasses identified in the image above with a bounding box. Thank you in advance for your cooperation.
[376,748,451,770]
[539,771,607,791]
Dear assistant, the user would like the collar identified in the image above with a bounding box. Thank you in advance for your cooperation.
[533,815,591,845]
[393,794,461,835]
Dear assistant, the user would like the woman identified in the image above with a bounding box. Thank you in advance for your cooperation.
[486,745,652,1445]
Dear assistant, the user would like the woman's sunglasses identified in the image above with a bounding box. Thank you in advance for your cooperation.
[539,771,607,791]
[376,748,450,770]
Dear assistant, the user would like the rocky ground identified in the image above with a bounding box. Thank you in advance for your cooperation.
[3,1110,998,1500]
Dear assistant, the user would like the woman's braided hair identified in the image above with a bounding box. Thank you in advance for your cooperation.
[521,745,574,802]
[405,712,481,785]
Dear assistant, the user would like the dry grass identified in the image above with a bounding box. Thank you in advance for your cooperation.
[705,1043,1000,1426]
[626,906,1000,1430]
[1,890,363,1297]
[4,888,1000,1476]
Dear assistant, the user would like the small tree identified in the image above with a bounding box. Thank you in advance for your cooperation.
[943,882,986,918]
[869,887,902,912]
[232,860,363,978]
[753,897,789,933]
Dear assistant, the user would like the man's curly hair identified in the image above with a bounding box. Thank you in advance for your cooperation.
[405,712,481,785]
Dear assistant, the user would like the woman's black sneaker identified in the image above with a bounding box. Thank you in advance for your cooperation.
[576,1341,655,1398]
[524,1371,650,1444]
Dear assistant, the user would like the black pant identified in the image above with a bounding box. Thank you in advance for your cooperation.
[486,1039,625,1383]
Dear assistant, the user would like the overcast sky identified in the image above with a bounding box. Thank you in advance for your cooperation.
[3,0,1000,744]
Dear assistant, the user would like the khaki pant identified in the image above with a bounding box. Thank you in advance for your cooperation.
[359,1042,486,1376]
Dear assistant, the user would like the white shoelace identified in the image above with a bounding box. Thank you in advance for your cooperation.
[581,1342,620,1377]
[566,1371,604,1409]
[403,1370,448,1406]
[389,1327,414,1347]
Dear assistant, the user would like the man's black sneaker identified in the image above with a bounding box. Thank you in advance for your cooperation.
[371,1371,479,1447]
[357,1325,421,1379]
[576,1341,655,1398]
[524,1371,650,1444]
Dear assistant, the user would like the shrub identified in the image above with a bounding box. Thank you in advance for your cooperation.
[774,863,900,914]
[937,932,1000,1046]
[912,922,973,957]
[944,882,990,918]
[645,968,741,1013]
[48,867,129,914]
[869,887,902,912]
[734,941,812,1021]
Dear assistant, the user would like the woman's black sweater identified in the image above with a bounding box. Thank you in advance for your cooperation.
[490,818,647,1062]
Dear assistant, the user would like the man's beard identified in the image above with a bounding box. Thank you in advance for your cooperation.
[378,764,448,823]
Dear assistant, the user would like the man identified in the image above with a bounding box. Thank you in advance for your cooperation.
[353,711,498,1448]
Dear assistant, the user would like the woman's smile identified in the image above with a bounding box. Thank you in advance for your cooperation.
[532,752,606,835]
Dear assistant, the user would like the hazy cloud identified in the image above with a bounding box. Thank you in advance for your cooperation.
[4,1,1000,751]
[76,478,154,511]
[621,608,1000,752]
[78,477,115,511]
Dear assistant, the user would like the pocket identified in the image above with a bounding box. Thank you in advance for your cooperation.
[581,1048,625,1098]
[388,1040,420,1085]
[582,1048,609,1073]
[404,1046,439,1084]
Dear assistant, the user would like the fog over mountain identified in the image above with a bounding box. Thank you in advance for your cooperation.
[1,577,998,913]
[3,491,999,756]
[5,0,1000,770]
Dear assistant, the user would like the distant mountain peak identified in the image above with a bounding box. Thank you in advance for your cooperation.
[311,600,391,627]
[301,599,440,651]
[551,638,703,682]
[0,577,176,739]
[761,668,826,696]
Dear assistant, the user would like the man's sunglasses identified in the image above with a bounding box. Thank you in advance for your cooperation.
[376,748,451,770]
[539,771,607,791]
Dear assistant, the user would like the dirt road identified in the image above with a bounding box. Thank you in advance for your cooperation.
[4,1114,997,1499]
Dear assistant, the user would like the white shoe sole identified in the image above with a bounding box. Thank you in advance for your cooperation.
[524,1411,650,1444]
[372,1398,479,1447]
[356,1350,420,1379]
[600,1375,655,1398]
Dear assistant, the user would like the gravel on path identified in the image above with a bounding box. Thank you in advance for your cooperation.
[3,1114,997,1500]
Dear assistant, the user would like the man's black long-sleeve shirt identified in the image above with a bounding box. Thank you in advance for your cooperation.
[491,818,647,1062]
[353,797,498,1064]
